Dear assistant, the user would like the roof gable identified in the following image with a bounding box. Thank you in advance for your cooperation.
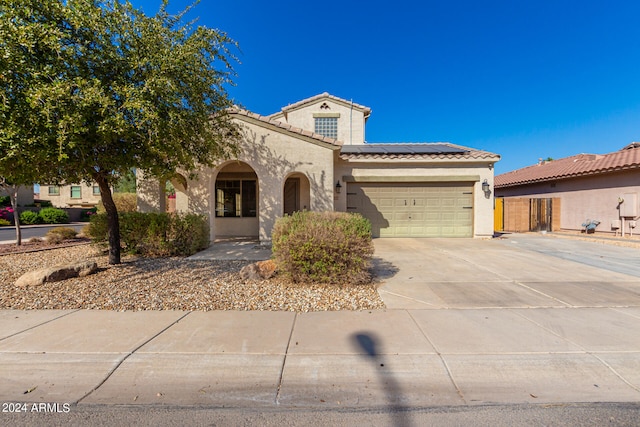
[495,145,640,188]
[269,92,372,119]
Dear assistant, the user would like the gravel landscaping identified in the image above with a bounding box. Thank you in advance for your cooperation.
[0,244,385,312]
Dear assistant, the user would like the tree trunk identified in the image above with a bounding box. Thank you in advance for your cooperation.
[95,175,121,264]
[10,186,21,246]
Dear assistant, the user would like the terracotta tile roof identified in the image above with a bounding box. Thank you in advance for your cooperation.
[269,92,372,118]
[339,142,500,161]
[228,107,342,148]
[495,144,640,188]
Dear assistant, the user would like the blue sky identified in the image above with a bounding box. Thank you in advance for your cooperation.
[129,0,640,174]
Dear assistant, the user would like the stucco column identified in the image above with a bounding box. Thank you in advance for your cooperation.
[136,170,165,212]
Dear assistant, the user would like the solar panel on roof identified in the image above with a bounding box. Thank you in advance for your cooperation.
[382,145,413,153]
[340,144,468,155]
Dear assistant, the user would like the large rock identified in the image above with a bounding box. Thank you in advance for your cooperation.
[239,259,278,281]
[15,260,98,287]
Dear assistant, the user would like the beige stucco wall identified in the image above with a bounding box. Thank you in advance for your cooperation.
[40,183,102,207]
[334,157,496,237]
[137,119,337,243]
[209,121,335,242]
[273,99,367,145]
[496,170,640,235]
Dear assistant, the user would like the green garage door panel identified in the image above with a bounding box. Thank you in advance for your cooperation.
[347,183,474,237]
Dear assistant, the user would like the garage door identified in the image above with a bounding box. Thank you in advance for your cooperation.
[347,182,474,237]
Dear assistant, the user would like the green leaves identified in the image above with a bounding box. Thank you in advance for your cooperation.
[2,0,239,181]
[1,0,240,262]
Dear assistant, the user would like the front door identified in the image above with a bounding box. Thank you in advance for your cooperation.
[284,178,300,215]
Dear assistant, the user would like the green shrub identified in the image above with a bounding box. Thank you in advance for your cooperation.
[88,212,209,257]
[80,207,98,222]
[87,212,108,242]
[38,207,69,224]
[97,192,137,214]
[46,227,77,243]
[272,211,374,284]
[0,218,10,226]
[170,212,210,256]
[20,210,41,225]
[0,195,9,207]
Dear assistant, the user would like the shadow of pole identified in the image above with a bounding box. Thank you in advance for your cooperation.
[353,332,413,427]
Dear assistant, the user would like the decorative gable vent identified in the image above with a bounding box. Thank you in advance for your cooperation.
[319,102,330,110]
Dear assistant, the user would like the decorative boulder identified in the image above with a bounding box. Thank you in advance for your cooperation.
[15,260,98,287]
[239,259,278,281]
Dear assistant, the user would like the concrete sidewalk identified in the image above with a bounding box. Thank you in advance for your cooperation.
[1,234,640,411]
[1,307,639,408]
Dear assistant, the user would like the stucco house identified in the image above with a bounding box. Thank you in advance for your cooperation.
[137,93,500,243]
[495,143,640,236]
[39,183,103,208]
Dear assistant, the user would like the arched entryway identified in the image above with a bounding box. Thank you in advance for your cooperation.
[283,173,311,215]
[164,173,188,212]
[214,162,259,238]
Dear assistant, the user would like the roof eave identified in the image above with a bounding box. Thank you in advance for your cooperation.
[496,163,640,188]
[229,110,342,150]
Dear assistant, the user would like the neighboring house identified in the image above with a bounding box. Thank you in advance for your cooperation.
[138,93,500,243]
[495,143,640,235]
[0,185,34,206]
[39,183,103,208]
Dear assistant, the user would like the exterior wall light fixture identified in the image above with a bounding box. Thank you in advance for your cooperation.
[335,181,342,194]
[482,179,491,198]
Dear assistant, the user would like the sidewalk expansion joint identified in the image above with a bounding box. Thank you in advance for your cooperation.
[74,311,192,405]
[378,290,438,307]
[275,312,298,405]
[407,310,467,404]
[589,353,640,394]
[512,309,640,392]
[0,309,83,342]
[512,281,573,306]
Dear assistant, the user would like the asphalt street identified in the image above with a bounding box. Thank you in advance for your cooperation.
[0,223,86,243]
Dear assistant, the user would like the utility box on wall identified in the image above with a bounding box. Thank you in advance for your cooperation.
[620,193,638,218]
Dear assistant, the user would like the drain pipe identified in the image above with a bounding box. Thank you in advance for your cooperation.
[349,99,353,145]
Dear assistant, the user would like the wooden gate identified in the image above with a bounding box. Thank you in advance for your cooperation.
[496,197,561,233]
[529,198,552,232]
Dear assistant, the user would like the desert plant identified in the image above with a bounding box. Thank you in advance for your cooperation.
[272,211,374,284]
[46,227,78,241]
[19,210,41,225]
[46,232,64,244]
[38,207,69,224]
[97,192,137,214]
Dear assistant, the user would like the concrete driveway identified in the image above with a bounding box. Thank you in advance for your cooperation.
[373,234,640,309]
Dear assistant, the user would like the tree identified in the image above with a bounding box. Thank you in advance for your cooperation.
[0,1,66,245]
[115,169,137,193]
[1,0,240,263]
